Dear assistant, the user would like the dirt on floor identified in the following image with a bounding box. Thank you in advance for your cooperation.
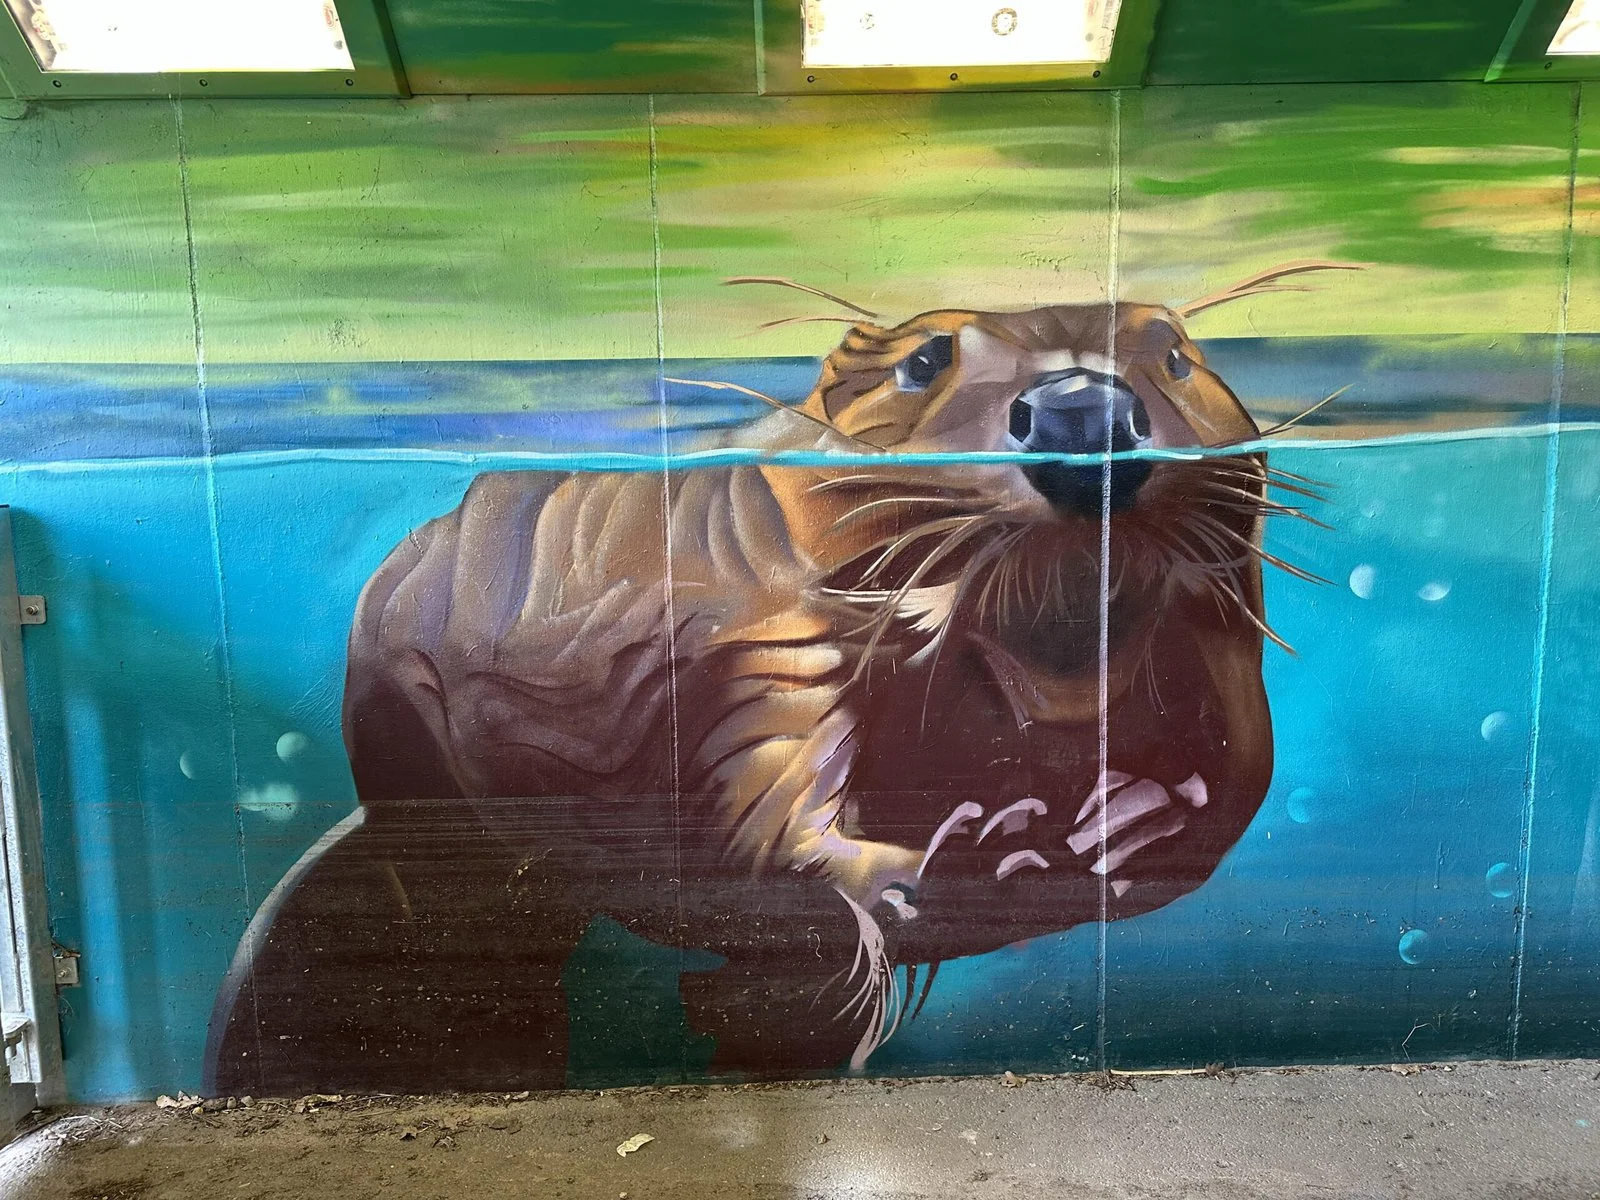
[4,1060,1599,1200]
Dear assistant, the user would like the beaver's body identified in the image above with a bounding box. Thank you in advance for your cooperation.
[207,301,1278,1092]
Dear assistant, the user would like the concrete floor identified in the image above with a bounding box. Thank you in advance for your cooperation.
[3,1061,1598,1200]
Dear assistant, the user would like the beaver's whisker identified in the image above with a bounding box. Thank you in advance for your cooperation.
[976,531,1027,627]
[1195,484,1333,529]
[1153,524,1254,582]
[1187,512,1330,585]
[1197,480,1292,509]
[663,375,884,452]
[1265,465,1331,488]
[1204,462,1327,497]
[1249,385,1353,441]
[830,888,903,1069]
[1110,557,1133,604]
[1178,510,1266,563]
[848,527,972,600]
[1174,259,1370,319]
[858,515,989,586]
[1145,526,1211,578]
[866,518,998,632]
[1197,574,1238,625]
[830,495,989,534]
[752,315,866,333]
[1235,595,1295,652]
[995,546,1025,629]
[1149,518,1243,600]
[1222,501,1332,531]
[815,966,852,1007]
[1181,458,1327,498]
[1169,537,1287,650]
[1141,638,1164,714]
[1193,477,1268,501]
[1198,465,1270,492]
[838,969,879,1022]
[1182,517,1325,589]
[723,275,881,319]
[918,532,1019,729]
[811,475,900,493]
[976,551,1004,624]
[909,960,941,1022]
[1219,469,1331,502]
[1259,478,1330,504]
[810,475,987,497]
[843,517,1001,663]
[1029,557,1057,630]
[995,543,1024,628]
[836,951,877,1021]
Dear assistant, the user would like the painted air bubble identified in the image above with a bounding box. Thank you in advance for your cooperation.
[1285,786,1316,825]
[179,748,224,781]
[1397,929,1430,965]
[1348,564,1377,599]
[1417,580,1450,602]
[1480,711,1511,741]
[238,782,301,822]
[276,731,311,762]
[1485,862,1515,899]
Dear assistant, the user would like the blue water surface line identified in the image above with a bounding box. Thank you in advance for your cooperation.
[6,420,1600,480]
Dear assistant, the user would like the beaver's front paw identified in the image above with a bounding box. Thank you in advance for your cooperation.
[869,799,1001,921]
[867,797,1050,923]
[818,838,926,921]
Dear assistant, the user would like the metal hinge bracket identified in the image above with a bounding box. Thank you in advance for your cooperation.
[51,947,79,988]
[16,597,43,625]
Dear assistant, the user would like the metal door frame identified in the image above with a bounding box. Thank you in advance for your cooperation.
[0,505,63,1133]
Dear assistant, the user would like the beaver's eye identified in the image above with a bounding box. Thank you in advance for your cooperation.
[895,335,954,392]
[1165,345,1193,380]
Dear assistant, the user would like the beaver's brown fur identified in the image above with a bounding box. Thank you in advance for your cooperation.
[209,298,1288,1092]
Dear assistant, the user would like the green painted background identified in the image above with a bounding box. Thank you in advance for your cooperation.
[2,81,1594,366]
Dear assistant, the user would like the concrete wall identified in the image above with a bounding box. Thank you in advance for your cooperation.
[2,82,1598,1100]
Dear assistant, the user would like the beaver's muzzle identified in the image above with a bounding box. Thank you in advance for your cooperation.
[1009,369,1153,515]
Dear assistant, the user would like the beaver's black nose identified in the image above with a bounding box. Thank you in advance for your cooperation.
[1008,369,1153,515]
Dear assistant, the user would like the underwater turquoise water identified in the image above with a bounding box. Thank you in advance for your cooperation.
[4,342,1599,1099]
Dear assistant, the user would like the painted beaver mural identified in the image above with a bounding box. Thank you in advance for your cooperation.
[206,264,1351,1094]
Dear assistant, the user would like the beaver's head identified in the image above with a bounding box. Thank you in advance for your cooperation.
[751,294,1317,970]
[764,299,1273,713]
[799,301,1254,464]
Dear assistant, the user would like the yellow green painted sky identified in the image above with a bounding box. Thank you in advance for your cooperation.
[1,82,1596,364]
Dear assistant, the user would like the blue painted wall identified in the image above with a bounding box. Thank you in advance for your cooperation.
[3,85,1599,1100]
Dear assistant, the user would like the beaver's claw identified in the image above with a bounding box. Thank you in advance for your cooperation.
[916,801,985,879]
[1068,771,1208,896]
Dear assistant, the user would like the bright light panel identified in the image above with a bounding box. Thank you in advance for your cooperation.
[3,0,355,73]
[1549,0,1600,54]
[802,0,1123,68]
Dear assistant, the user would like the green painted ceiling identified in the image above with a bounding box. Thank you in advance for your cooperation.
[371,0,1564,94]
[1146,0,1530,85]
[383,0,759,94]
